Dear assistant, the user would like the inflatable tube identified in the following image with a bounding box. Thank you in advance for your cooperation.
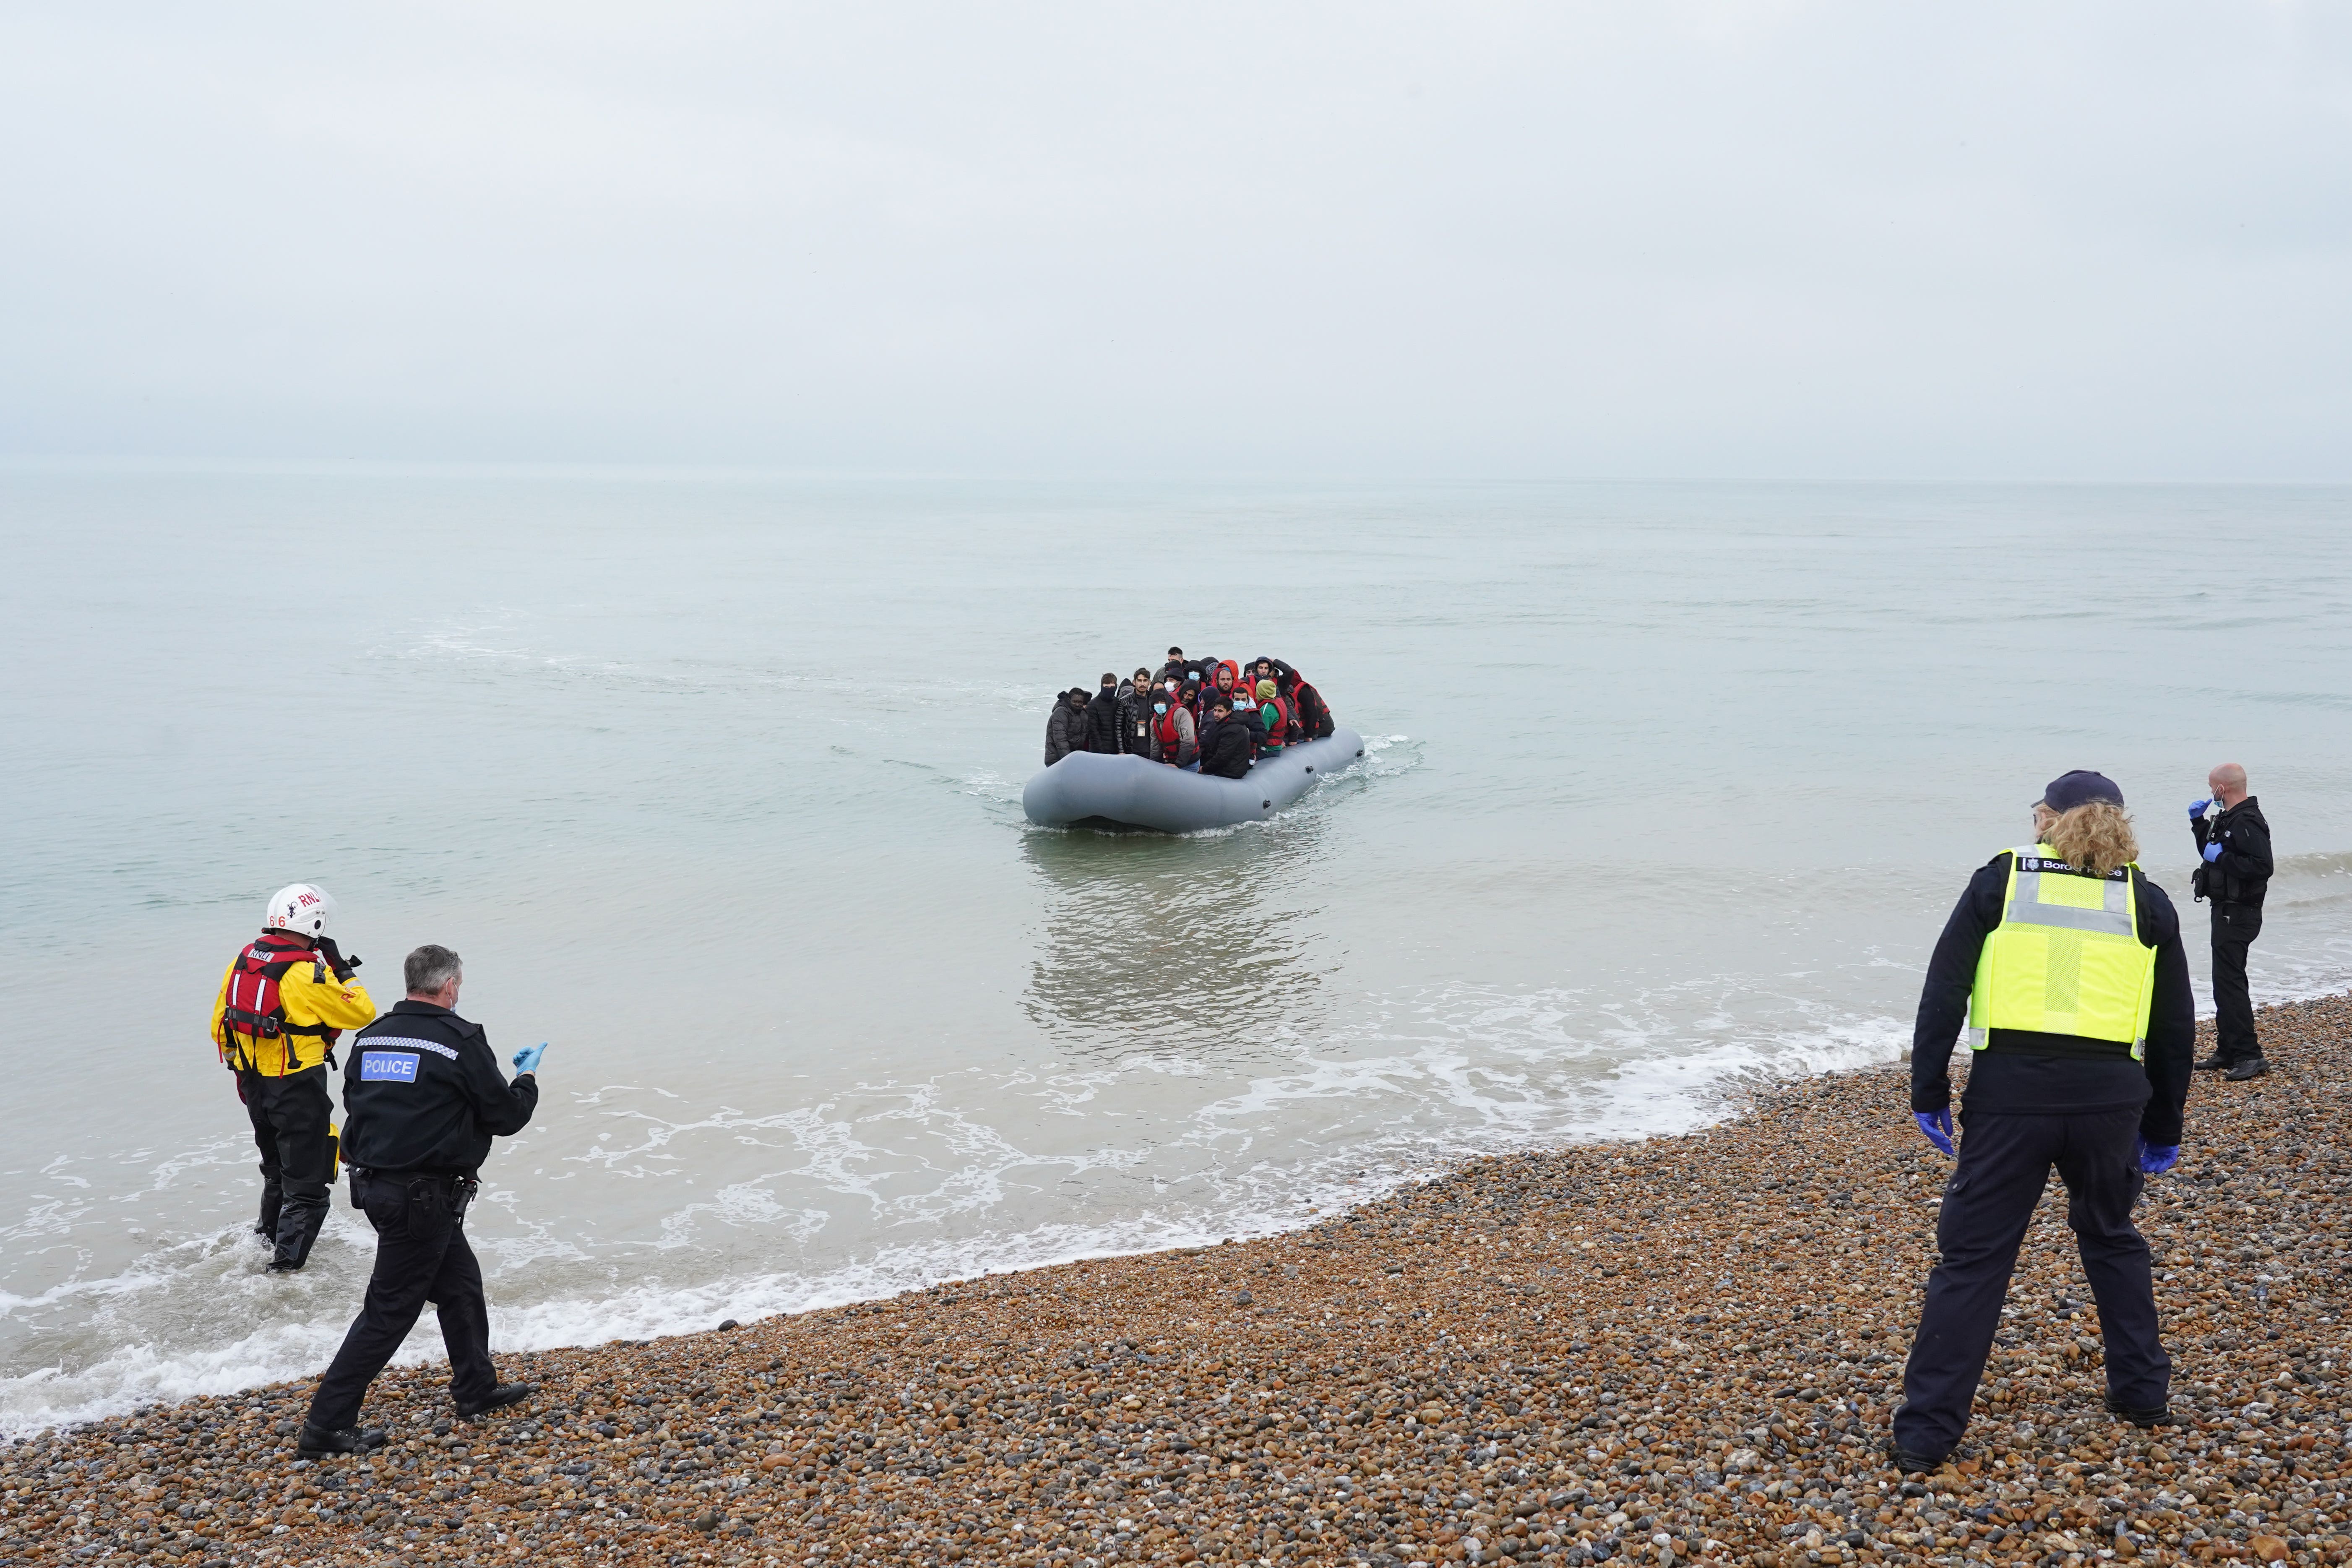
[1023,728,1365,833]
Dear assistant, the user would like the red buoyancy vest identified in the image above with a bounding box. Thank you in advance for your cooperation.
[1156,706,1184,755]
[217,935,342,1069]
[1258,695,1292,749]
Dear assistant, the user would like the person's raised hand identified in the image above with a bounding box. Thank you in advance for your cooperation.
[512,1042,547,1076]
[1914,1108,1956,1158]
[2189,799,2212,820]
[2136,1138,2180,1176]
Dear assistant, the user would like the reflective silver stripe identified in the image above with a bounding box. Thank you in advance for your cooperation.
[2007,870,2134,935]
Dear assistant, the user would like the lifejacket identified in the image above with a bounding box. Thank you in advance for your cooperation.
[1155,705,1184,755]
[1256,695,1292,750]
[217,935,344,1073]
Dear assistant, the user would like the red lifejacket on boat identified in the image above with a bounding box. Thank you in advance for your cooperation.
[1256,695,1292,751]
[216,935,343,1071]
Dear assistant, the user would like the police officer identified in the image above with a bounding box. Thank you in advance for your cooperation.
[298,943,542,1456]
[1890,771,2195,1470]
[210,883,377,1271]
[2190,763,2274,1081]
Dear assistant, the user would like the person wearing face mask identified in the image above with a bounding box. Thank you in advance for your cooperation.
[1118,668,1159,758]
[1887,770,2195,1473]
[1153,682,1198,769]
[1196,691,1256,779]
[1084,673,1125,755]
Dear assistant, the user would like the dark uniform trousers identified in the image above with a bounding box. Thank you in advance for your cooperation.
[2211,904,2263,1063]
[241,1065,334,1267]
[1894,1106,2169,1458]
[307,1172,496,1431]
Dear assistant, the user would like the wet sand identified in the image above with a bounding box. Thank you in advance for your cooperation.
[5,994,2349,1568]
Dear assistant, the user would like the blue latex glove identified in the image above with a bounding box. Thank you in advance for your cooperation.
[1914,1109,1956,1158]
[2203,841,2224,862]
[2189,799,2211,820]
[512,1042,547,1076]
[2136,1138,2180,1176]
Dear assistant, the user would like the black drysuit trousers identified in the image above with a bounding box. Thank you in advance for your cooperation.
[2211,903,2263,1063]
[307,1172,498,1432]
[1894,1106,2169,1459]
[241,1066,333,1268]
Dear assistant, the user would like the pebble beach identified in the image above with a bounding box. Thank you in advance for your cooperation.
[5,994,2349,1568]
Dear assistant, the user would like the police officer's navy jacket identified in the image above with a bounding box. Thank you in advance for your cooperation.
[1911,855,2195,1147]
[2193,797,2273,910]
[341,1000,538,1176]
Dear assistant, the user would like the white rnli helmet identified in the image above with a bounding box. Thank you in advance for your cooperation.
[263,883,334,940]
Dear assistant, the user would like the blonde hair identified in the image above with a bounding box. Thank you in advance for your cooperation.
[2044,800,2139,876]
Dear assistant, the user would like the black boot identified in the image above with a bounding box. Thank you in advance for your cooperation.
[297,1422,388,1457]
[1885,1439,1946,1473]
[456,1382,536,1419]
[2105,1391,2173,1427]
[270,1193,330,1271]
[2193,1052,2231,1072]
[2225,1057,2270,1082]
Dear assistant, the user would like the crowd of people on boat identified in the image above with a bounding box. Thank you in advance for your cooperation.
[1043,646,1336,779]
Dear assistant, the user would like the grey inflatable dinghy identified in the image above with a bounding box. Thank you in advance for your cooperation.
[1023,728,1365,833]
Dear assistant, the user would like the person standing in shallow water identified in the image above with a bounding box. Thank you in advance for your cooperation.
[1890,770,2195,1472]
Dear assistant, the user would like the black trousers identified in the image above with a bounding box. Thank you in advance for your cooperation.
[2211,904,2263,1063]
[306,1172,497,1432]
[240,1066,333,1268]
[1893,1106,2169,1459]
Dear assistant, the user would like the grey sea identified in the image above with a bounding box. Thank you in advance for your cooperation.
[2,470,2348,1434]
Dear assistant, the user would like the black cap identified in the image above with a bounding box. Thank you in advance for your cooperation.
[2040,770,2125,811]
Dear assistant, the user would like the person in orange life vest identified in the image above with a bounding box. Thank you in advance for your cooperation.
[1195,663,1239,728]
[211,883,378,1271]
[1154,683,1198,769]
[1253,679,1292,755]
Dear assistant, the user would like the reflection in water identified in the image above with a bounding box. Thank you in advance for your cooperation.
[1019,813,1334,1056]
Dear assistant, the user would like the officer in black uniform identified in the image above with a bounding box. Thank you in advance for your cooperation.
[2190,762,2274,1081]
[298,943,543,1456]
[1890,771,2195,1471]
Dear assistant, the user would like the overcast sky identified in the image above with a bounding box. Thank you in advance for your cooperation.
[3,3,2347,478]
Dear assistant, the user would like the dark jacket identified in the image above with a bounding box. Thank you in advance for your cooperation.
[2192,797,2272,910]
[341,1000,538,1177]
[1117,690,1159,758]
[1045,700,1082,766]
[1084,686,1123,753]
[1909,853,2195,1147]
[1198,712,1257,779]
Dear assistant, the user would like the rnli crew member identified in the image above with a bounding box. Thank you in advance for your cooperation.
[210,883,376,1272]
[1890,770,2194,1471]
[298,944,540,1456]
[2190,763,2274,1080]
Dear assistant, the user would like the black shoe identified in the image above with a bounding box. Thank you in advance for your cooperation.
[297,1422,388,1457]
[1886,1440,1946,1473]
[2193,1052,2231,1072]
[2225,1057,2270,1082]
[455,1382,535,1420]
[2105,1391,2174,1427]
[267,1258,304,1273]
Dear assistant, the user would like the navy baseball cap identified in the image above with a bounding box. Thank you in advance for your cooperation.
[2039,770,2125,811]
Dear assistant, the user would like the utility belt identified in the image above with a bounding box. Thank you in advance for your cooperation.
[349,1167,480,1220]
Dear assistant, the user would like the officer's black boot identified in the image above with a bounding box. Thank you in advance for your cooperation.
[2225,1057,2269,1082]
[456,1383,536,1419]
[297,1422,388,1457]
[2193,1052,2231,1072]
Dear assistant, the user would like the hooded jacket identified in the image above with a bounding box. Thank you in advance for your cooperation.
[1286,674,1335,740]
[1045,697,1084,766]
[1084,684,1124,753]
[1198,710,1257,779]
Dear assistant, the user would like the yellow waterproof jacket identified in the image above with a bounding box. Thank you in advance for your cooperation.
[210,945,378,1076]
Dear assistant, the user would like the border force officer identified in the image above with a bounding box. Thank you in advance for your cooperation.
[2190,763,2274,1081]
[298,943,543,1456]
[1891,771,2195,1470]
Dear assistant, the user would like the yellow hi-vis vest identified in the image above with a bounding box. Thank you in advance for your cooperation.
[1968,845,2157,1060]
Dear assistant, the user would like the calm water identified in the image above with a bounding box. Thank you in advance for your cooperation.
[3,471,2348,1434]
